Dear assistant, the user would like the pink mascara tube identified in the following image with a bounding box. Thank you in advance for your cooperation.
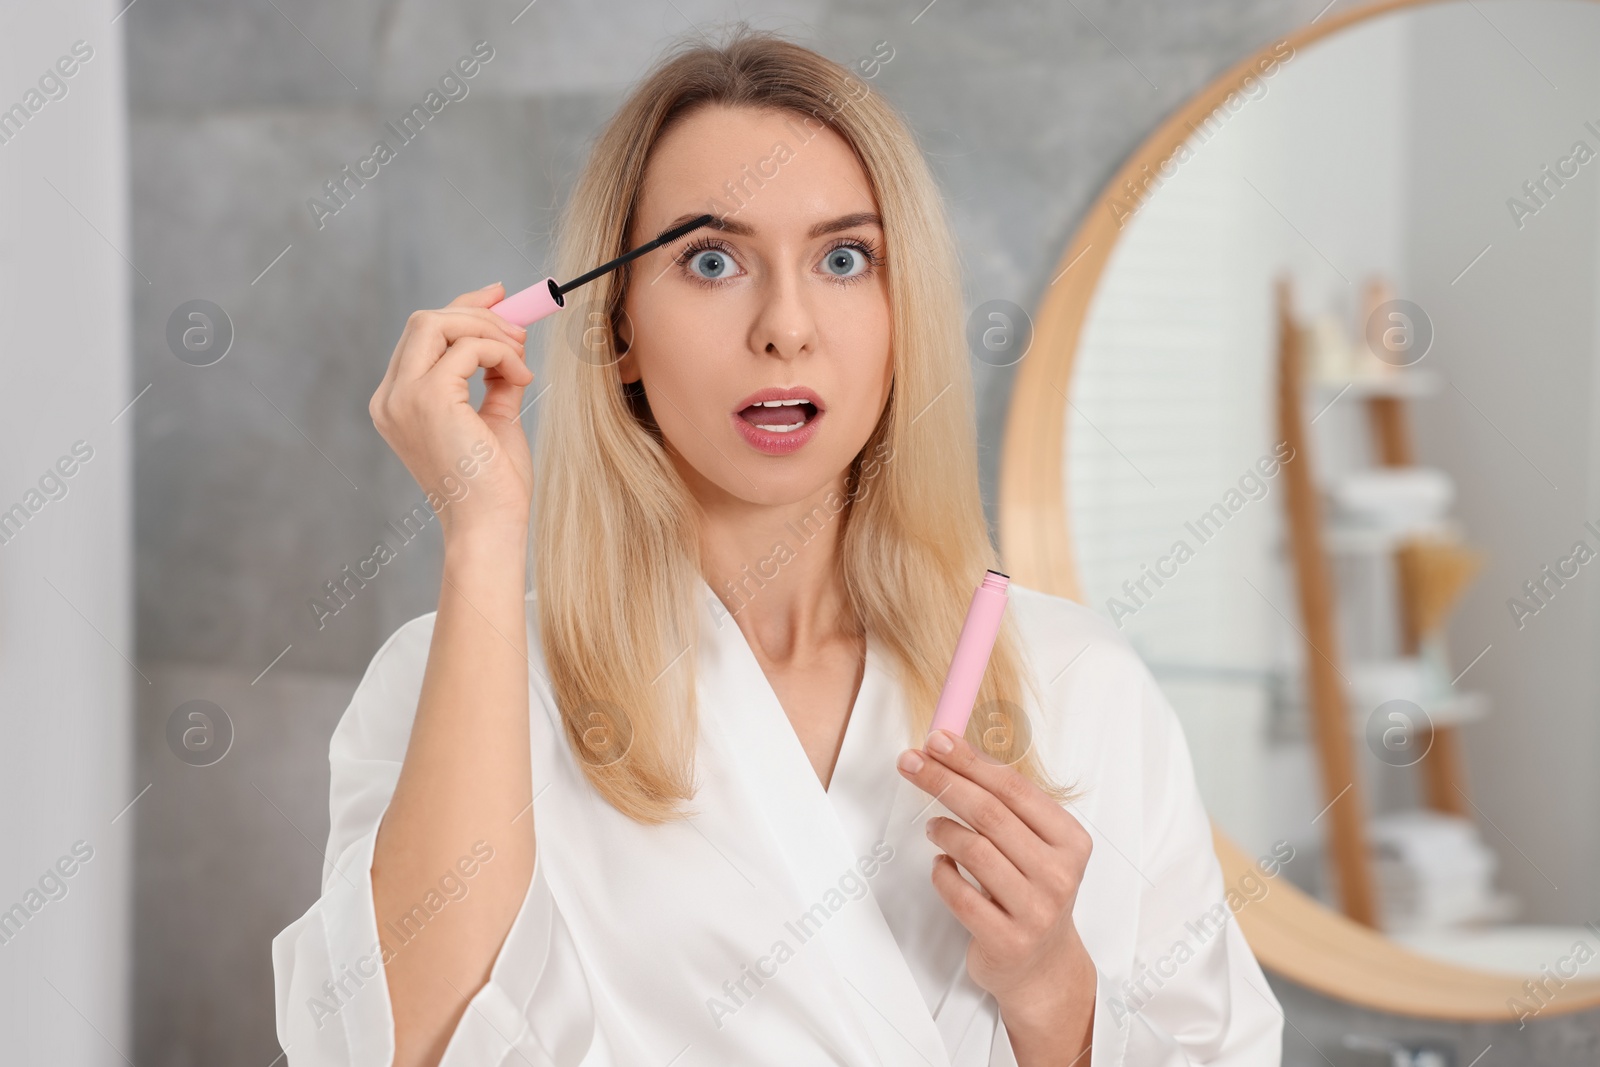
[488,213,716,327]
[927,570,1011,740]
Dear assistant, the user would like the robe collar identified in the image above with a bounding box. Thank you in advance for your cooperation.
[695,577,955,1066]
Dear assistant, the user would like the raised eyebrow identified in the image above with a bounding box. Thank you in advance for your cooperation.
[661,211,883,241]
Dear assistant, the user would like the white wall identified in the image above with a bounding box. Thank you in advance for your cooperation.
[1404,0,1600,924]
[0,0,132,1061]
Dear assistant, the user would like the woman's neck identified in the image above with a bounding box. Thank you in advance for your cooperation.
[697,476,859,665]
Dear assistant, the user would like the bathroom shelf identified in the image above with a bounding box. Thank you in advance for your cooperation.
[1322,518,1461,555]
[1426,691,1489,728]
[1274,274,1485,930]
[1312,368,1442,398]
[1344,685,1490,730]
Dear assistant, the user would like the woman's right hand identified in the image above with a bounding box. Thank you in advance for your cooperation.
[369,282,536,545]
[367,293,538,1067]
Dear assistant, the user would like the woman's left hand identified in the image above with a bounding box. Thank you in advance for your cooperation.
[898,728,1097,1065]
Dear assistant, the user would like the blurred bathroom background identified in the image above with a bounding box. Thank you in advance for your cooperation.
[4,1,1600,1065]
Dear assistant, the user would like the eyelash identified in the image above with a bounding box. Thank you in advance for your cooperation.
[674,236,883,289]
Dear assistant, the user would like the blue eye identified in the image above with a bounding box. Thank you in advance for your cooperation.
[687,247,736,280]
[822,246,869,277]
[675,236,881,287]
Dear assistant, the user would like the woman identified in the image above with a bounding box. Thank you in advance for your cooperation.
[273,27,1283,1067]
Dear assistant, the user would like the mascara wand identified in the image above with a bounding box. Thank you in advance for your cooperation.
[488,213,717,327]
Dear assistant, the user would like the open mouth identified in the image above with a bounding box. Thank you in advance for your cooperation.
[735,398,819,433]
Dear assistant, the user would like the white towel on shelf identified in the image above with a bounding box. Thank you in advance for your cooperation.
[1329,467,1456,527]
[1368,809,1501,932]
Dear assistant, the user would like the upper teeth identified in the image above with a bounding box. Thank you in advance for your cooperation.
[756,398,808,406]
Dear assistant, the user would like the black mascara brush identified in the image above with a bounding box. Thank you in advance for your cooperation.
[488,213,716,327]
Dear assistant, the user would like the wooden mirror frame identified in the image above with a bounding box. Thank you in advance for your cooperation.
[997,0,1600,1020]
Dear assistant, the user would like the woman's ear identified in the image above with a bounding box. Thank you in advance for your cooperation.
[617,348,639,383]
[615,309,637,381]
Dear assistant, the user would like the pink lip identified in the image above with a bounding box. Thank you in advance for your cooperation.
[730,385,825,456]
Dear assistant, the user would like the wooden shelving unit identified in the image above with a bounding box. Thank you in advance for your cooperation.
[1273,274,1486,927]
[1275,274,1378,925]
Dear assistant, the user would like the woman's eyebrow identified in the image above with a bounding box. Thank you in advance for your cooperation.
[805,211,882,238]
[661,211,883,240]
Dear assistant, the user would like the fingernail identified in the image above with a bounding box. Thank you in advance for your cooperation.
[897,750,924,774]
[925,818,938,838]
[481,281,502,291]
[927,731,955,755]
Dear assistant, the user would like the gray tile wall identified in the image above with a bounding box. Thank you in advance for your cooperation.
[126,1,1600,1063]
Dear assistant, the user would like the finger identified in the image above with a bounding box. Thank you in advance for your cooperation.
[479,349,535,424]
[926,815,1033,918]
[446,282,506,309]
[930,853,1011,945]
[395,307,526,382]
[428,336,534,395]
[924,730,1080,850]
[379,292,512,386]
[899,744,1053,879]
[437,305,529,349]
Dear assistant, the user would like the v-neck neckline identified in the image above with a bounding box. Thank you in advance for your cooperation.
[691,576,954,1066]
[825,638,871,797]
[697,576,879,797]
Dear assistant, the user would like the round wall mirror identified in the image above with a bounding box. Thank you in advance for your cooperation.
[1001,0,1600,1018]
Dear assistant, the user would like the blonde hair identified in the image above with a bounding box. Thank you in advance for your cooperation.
[532,23,1075,822]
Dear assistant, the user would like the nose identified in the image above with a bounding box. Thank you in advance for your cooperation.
[749,262,818,362]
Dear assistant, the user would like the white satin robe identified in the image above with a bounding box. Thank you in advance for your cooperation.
[272,580,1284,1066]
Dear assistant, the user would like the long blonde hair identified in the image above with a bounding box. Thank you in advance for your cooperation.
[532,23,1074,822]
